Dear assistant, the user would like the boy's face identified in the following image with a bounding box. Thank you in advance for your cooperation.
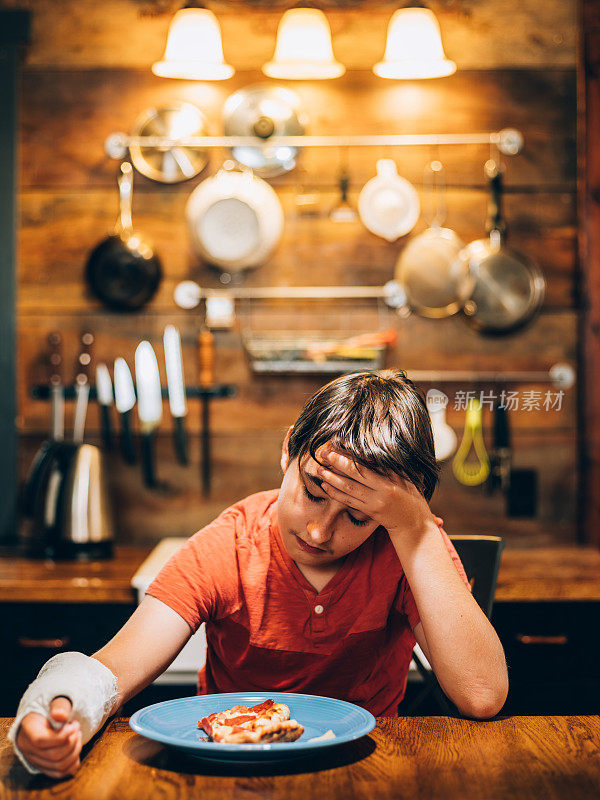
[277,433,381,568]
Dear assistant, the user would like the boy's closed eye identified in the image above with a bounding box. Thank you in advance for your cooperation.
[303,472,370,527]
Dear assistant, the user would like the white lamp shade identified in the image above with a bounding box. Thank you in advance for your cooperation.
[374,8,456,80]
[152,8,234,80]
[263,8,345,80]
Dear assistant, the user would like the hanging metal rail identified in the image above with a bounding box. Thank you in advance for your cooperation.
[105,128,524,159]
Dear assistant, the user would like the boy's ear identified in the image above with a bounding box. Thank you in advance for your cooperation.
[280,426,293,472]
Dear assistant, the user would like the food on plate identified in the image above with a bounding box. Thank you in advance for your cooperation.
[308,729,336,742]
[199,699,305,743]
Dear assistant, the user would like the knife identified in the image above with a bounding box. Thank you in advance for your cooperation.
[95,363,114,451]
[135,341,163,488]
[73,331,93,443]
[164,325,189,465]
[198,329,215,495]
[114,357,137,464]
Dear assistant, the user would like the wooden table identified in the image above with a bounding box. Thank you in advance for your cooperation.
[1,716,600,799]
[1,545,600,604]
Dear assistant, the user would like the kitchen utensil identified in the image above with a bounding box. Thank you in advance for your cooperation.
[198,329,215,495]
[426,388,457,462]
[452,398,490,486]
[223,84,307,178]
[329,166,358,223]
[27,435,115,560]
[294,169,321,218]
[129,693,375,762]
[73,331,93,444]
[114,357,137,464]
[164,325,189,465]
[395,161,472,318]
[85,162,163,311]
[186,164,284,273]
[95,363,114,451]
[22,332,65,520]
[507,468,538,517]
[54,441,115,560]
[460,160,546,335]
[486,401,511,495]
[358,159,420,242]
[135,341,163,488]
[129,103,209,184]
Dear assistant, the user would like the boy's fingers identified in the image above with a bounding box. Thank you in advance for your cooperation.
[320,478,362,509]
[23,730,80,762]
[319,450,371,483]
[19,715,78,750]
[318,467,368,504]
[21,732,81,773]
[49,696,73,724]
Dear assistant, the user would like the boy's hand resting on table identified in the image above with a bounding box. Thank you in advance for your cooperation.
[16,697,82,778]
[316,447,441,538]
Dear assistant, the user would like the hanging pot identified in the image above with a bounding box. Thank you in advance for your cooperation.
[85,162,163,311]
[460,161,546,335]
[395,160,472,318]
[185,164,284,273]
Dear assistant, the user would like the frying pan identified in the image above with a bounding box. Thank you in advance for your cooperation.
[85,162,163,312]
[460,160,546,335]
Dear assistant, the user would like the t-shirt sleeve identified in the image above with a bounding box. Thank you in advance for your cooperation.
[395,526,471,630]
[146,508,243,633]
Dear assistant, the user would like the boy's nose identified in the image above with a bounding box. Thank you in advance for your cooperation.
[307,520,333,545]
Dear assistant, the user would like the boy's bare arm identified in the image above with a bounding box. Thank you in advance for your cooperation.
[316,448,509,719]
[92,595,193,709]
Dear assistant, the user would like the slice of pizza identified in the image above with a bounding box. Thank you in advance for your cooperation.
[199,698,305,743]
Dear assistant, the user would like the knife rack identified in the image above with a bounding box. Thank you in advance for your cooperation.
[31,385,235,401]
[31,384,236,497]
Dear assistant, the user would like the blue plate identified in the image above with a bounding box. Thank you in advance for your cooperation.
[129,692,376,762]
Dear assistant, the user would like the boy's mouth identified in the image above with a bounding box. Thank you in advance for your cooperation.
[295,535,328,555]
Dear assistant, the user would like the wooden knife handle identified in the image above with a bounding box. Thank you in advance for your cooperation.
[198,330,214,388]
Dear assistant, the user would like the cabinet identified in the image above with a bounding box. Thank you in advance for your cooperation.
[492,601,600,715]
[0,602,134,716]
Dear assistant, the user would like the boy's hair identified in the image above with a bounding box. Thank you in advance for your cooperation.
[287,369,440,501]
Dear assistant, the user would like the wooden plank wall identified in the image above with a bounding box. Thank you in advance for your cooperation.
[7,0,578,547]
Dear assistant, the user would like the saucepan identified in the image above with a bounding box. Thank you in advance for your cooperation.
[395,160,472,318]
[460,160,546,335]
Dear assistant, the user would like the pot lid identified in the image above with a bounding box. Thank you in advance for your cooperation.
[223,83,307,178]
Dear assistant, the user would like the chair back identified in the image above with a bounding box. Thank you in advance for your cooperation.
[449,535,505,618]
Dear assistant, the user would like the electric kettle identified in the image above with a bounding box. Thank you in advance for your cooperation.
[26,441,115,560]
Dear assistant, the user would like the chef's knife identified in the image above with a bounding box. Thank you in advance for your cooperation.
[95,363,114,450]
[73,331,94,443]
[135,341,163,488]
[163,325,189,465]
[114,357,137,464]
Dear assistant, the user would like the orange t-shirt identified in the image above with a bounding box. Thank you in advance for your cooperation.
[147,489,469,717]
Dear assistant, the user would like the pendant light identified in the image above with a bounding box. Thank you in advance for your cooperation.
[152,5,234,80]
[373,6,456,79]
[263,7,345,80]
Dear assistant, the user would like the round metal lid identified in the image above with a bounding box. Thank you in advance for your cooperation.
[129,103,209,184]
[223,83,307,178]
